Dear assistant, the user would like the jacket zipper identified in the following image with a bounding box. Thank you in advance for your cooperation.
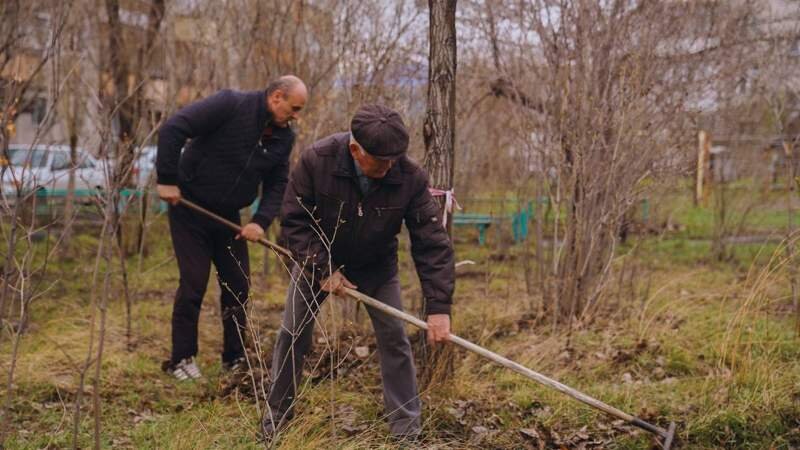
[352,184,371,250]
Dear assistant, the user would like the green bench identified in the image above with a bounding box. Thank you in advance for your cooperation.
[29,188,166,216]
[453,213,496,245]
[455,197,649,246]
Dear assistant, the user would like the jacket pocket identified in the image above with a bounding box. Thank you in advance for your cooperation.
[415,199,442,226]
[371,205,404,235]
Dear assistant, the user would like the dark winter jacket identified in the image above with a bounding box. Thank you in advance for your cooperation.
[156,89,295,229]
[280,132,455,315]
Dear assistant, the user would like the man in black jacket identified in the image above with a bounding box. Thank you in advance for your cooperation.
[263,104,454,439]
[156,75,307,380]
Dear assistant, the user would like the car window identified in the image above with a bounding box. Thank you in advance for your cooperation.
[77,155,94,169]
[51,152,70,170]
[9,148,48,167]
[1,148,20,166]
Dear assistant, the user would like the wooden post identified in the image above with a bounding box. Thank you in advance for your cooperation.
[695,130,711,206]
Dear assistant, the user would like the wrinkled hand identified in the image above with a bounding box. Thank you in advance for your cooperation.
[427,314,451,345]
[237,223,265,242]
[157,184,181,205]
[320,271,357,296]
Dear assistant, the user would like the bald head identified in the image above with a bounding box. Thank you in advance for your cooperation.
[266,75,308,127]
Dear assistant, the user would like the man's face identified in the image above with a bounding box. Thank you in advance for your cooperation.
[350,144,395,179]
[268,87,307,127]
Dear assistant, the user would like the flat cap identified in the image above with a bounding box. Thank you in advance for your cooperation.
[350,104,409,160]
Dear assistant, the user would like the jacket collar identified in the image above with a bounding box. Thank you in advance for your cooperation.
[332,139,403,185]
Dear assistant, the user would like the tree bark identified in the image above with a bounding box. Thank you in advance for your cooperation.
[423,0,457,216]
[419,0,457,386]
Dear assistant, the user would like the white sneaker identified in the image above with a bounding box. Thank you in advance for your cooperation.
[168,357,202,380]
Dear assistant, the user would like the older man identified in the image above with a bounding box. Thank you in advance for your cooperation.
[156,75,307,380]
[263,104,455,440]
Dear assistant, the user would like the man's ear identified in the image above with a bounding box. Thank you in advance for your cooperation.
[267,89,283,105]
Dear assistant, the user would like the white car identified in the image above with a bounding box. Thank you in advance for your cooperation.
[1,144,107,196]
[132,145,157,188]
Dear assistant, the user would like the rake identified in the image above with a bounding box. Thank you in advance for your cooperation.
[178,198,678,449]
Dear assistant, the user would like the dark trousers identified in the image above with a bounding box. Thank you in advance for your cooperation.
[265,267,421,436]
[168,204,250,364]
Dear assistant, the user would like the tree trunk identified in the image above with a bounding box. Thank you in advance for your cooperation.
[419,0,457,386]
[63,133,78,248]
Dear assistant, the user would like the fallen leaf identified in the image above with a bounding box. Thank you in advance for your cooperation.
[622,372,633,384]
[341,424,367,435]
[519,427,540,439]
[446,406,464,419]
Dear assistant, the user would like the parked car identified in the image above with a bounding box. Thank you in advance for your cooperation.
[132,145,157,188]
[1,144,107,196]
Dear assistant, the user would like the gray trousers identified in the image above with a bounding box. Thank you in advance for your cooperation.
[265,267,421,436]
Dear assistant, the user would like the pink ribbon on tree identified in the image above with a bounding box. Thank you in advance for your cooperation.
[428,188,461,227]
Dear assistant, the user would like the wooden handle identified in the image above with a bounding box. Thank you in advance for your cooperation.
[177,198,293,259]
[341,286,671,439]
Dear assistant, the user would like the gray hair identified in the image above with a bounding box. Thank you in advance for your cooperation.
[266,75,303,97]
[350,132,366,155]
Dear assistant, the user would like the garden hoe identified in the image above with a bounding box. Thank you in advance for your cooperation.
[178,198,679,449]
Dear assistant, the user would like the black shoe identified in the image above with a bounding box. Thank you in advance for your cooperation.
[391,432,421,444]
[261,414,287,443]
[392,433,422,450]
[222,356,247,373]
[260,419,276,443]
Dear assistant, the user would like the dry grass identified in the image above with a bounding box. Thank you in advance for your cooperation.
[2,224,800,449]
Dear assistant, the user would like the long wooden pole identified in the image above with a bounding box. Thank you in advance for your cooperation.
[177,198,292,258]
[696,130,711,206]
[175,198,676,448]
[342,287,675,447]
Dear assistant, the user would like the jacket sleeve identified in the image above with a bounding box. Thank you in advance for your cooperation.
[405,173,455,315]
[156,89,237,185]
[252,159,289,229]
[280,150,331,279]
[252,133,294,229]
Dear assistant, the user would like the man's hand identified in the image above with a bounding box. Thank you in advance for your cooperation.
[157,184,181,205]
[237,223,265,242]
[427,314,450,345]
[320,271,357,296]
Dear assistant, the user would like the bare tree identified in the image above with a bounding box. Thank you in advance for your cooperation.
[0,2,73,445]
[459,1,772,332]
